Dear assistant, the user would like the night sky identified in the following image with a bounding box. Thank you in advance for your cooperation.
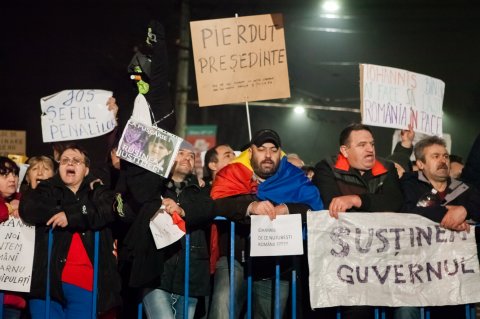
[2,0,480,165]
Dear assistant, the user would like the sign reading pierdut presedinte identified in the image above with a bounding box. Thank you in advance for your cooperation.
[360,64,445,136]
[307,211,480,308]
[0,217,35,292]
[41,90,117,142]
[190,14,290,107]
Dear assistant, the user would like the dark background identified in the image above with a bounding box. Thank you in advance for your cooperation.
[2,0,479,165]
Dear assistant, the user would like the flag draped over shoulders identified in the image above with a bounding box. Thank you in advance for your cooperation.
[211,151,323,211]
[211,150,257,199]
[258,157,323,210]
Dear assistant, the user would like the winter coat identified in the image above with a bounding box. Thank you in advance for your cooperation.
[313,154,404,212]
[123,169,213,297]
[19,174,122,314]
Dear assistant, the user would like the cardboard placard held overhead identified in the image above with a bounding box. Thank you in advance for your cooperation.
[360,64,445,136]
[0,130,26,156]
[190,14,291,107]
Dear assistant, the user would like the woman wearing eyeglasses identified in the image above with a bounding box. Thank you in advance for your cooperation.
[20,143,121,319]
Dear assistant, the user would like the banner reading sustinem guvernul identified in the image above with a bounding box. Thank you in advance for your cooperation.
[308,211,480,307]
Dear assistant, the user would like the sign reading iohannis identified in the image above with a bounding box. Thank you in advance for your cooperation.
[190,14,291,107]
[41,90,117,142]
[360,64,445,136]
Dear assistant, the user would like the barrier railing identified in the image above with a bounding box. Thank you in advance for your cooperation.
[1,220,477,319]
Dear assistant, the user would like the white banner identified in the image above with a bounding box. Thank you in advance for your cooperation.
[0,217,35,292]
[250,215,303,256]
[41,89,116,142]
[308,211,480,308]
[360,64,445,136]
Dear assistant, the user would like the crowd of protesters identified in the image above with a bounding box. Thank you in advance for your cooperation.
[2,20,480,319]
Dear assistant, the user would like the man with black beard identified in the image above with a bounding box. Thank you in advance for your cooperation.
[209,129,322,319]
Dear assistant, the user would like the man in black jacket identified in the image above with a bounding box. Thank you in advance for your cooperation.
[124,141,213,319]
[401,135,480,232]
[312,123,406,319]
[400,135,480,319]
[210,129,322,319]
[313,123,403,217]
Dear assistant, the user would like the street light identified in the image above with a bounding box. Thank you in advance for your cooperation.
[322,0,340,13]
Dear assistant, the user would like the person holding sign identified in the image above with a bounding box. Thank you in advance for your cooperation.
[401,136,480,231]
[400,136,480,319]
[0,157,26,319]
[312,123,410,319]
[19,143,121,319]
[123,141,213,319]
[210,129,322,319]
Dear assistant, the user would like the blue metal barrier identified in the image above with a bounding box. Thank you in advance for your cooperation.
[0,292,4,318]
[135,216,478,319]
[92,231,100,319]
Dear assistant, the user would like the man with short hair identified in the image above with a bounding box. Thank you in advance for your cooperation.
[203,144,236,184]
[210,129,322,319]
[313,123,407,319]
[401,136,480,231]
[400,136,480,319]
[313,123,403,217]
[125,140,214,319]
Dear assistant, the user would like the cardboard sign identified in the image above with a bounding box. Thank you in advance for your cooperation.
[360,64,445,136]
[250,214,303,256]
[190,14,291,107]
[307,211,480,308]
[0,217,35,292]
[0,130,26,156]
[117,119,183,177]
[41,89,116,142]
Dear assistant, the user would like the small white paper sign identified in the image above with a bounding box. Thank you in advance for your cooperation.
[40,89,116,142]
[250,214,303,257]
[0,217,35,292]
[149,210,185,249]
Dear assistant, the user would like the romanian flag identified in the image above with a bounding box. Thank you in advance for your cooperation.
[209,150,323,273]
[211,150,323,210]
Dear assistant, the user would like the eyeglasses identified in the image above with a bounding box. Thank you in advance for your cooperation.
[59,157,85,166]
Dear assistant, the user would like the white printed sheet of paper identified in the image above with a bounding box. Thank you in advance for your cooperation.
[250,214,303,257]
[41,89,116,142]
[307,211,480,308]
[116,119,183,178]
[0,217,35,292]
[360,64,445,136]
[149,210,185,250]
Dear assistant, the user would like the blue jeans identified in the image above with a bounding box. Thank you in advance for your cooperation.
[143,288,197,319]
[253,279,289,319]
[393,307,421,319]
[209,257,247,319]
[209,257,289,319]
[29,283,93,319]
